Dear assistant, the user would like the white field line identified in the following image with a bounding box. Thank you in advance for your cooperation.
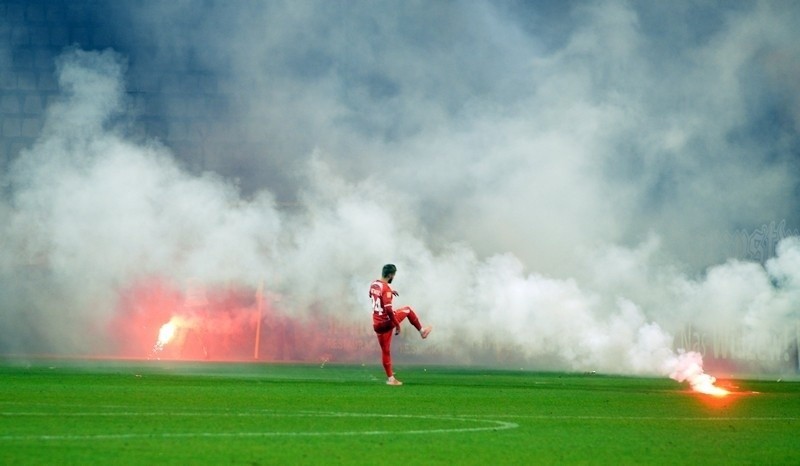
[0,410,518,441]
[1,403,795,422]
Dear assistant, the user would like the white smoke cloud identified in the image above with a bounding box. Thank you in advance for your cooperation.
[1,2,799,377]
[107,3,798,257]
[0,49,283,353]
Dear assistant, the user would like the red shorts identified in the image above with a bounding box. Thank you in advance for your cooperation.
[373,306,413,334]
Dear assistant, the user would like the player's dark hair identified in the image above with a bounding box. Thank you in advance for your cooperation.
[382,264,397,278]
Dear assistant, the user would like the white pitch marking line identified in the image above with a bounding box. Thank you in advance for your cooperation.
[0,411,518,441]
[2,410,794,422]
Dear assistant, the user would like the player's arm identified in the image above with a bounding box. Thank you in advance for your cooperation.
[383,302,400,335]
[383,286,401,334]
[389,290,400,334]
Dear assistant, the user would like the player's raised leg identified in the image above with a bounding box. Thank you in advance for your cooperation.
[394,306,432,339]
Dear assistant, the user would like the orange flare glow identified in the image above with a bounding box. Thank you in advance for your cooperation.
[669,351,731,397]
[689,374,730,397]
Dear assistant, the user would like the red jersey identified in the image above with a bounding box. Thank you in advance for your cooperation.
[370,279,398,332]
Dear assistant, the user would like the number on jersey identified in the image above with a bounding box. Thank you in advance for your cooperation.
[371,295,383,315]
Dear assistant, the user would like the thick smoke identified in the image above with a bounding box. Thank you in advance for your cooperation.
[111,0,800,273]
[0,49,282,353]
[1,1,799,376]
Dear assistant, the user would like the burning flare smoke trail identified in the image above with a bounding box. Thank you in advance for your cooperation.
[668,351,730,397]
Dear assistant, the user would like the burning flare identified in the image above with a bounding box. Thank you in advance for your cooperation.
[157,320,177,347]
[669,351,730,397]
[151,317,179,356]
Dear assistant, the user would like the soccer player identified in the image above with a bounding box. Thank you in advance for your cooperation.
[369,264,432,386]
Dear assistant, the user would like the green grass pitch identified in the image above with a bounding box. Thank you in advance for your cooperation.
[0,360,798,465]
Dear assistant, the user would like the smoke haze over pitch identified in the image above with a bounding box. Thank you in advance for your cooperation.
[0,1,799,375]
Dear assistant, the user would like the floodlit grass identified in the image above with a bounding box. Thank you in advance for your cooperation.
[0,360,798,465]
